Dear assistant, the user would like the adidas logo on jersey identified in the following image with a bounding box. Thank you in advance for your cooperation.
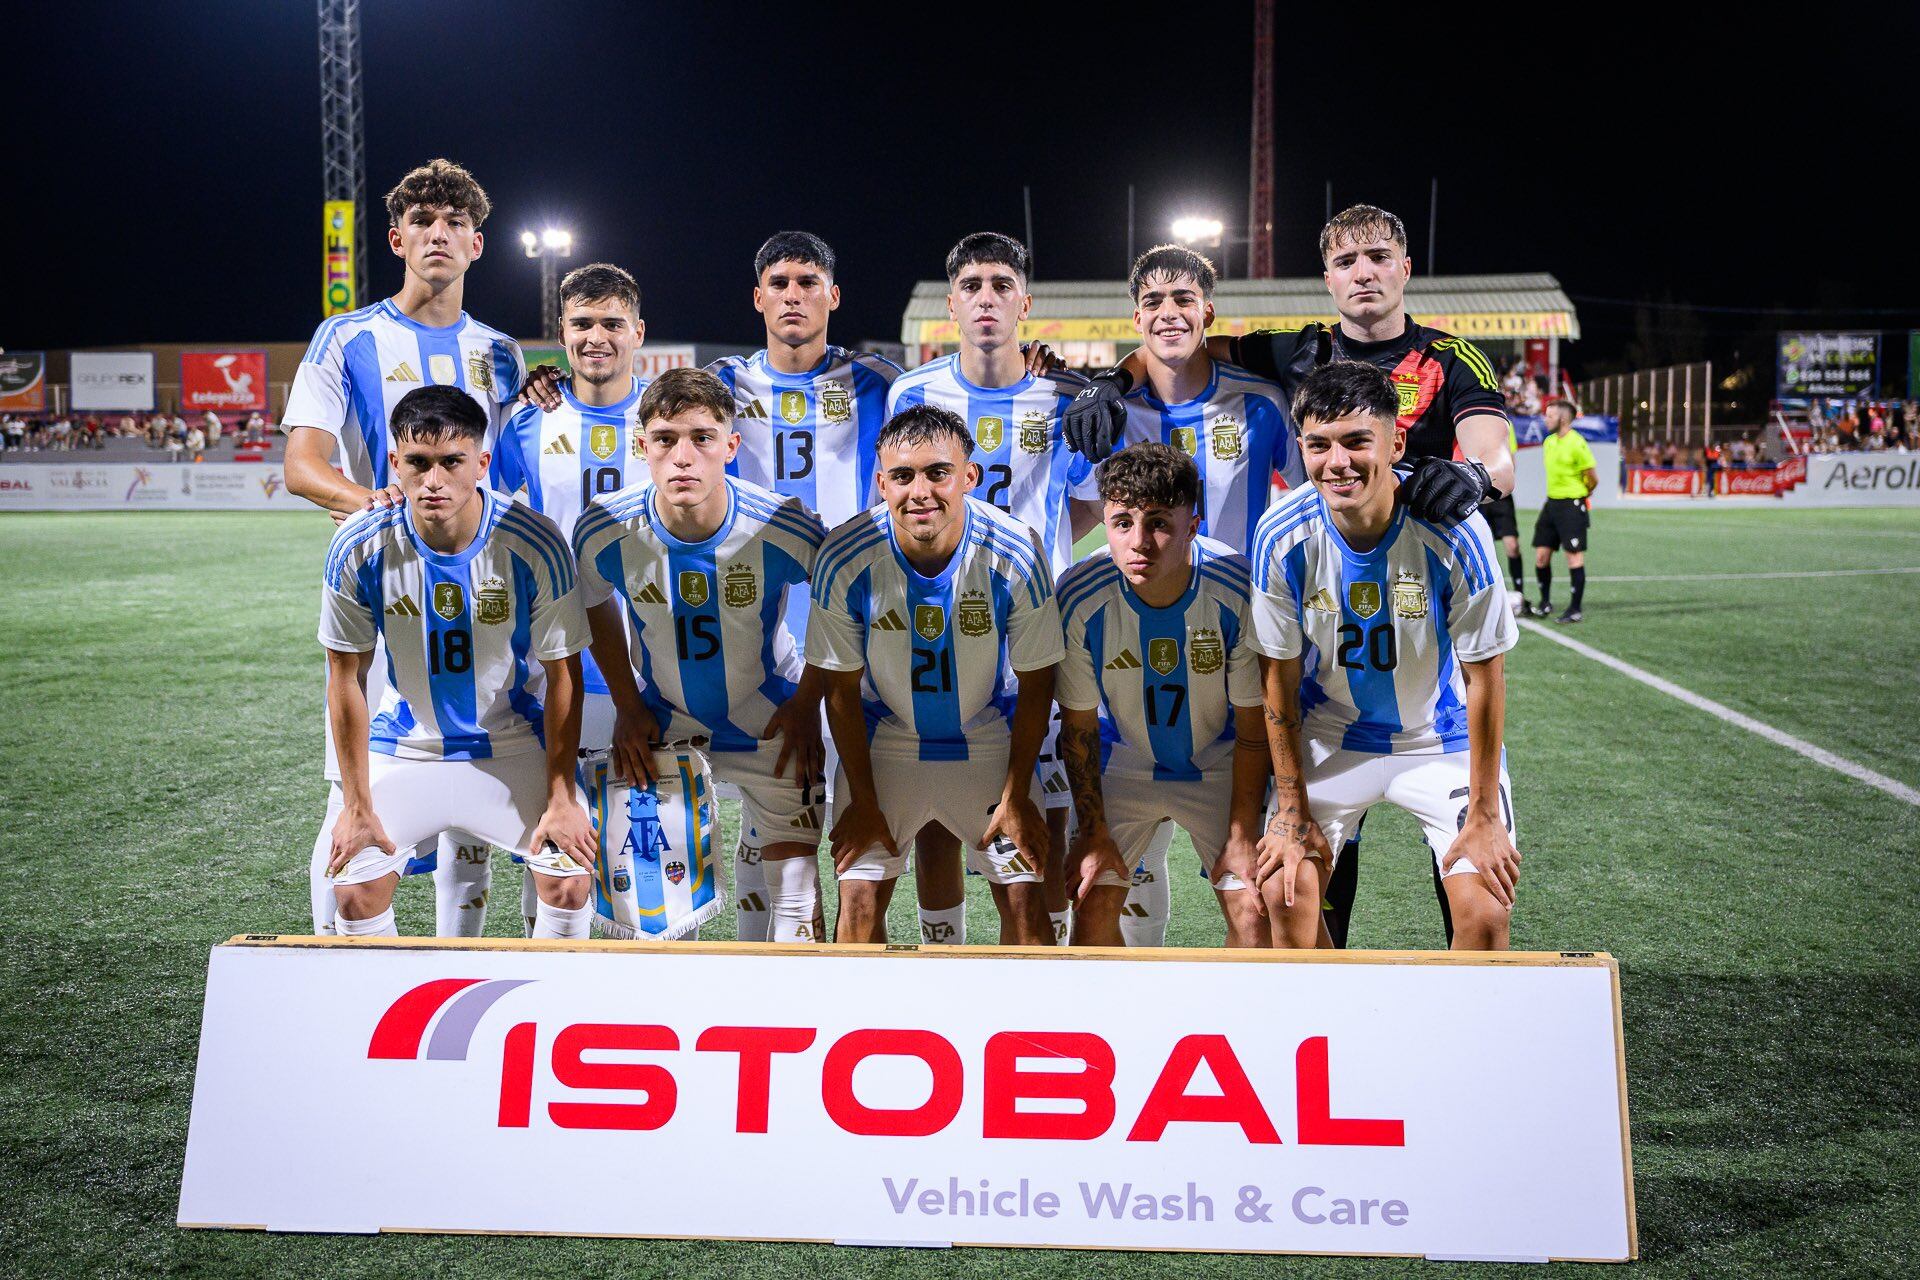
[543,435,575,455]
[1105,648,1142,670]
[385,595,422,617]
[737,399,769,421]
[385,362,420,383]
[1304,587,1338,613]
[635,582,667,605]
[870,609,906,632]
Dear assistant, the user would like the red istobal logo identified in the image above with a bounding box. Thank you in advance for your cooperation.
[367,978,534,1062]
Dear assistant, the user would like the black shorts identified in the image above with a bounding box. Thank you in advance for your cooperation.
[1532,497,1590,552]
[1481,494,1518,541]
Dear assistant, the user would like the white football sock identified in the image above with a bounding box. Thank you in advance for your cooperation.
[919,904,966,946]
[532,900,592,940]
[520,870,539,937]
[765,855,821,943]
[734,839,769,942]
[1119,823,1174,948]
[334,906,396,937]
[309,838,337,935]
[433,834,491,938]
[1048,910,1072,946]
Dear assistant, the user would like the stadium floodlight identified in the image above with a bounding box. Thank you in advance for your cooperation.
[541,227,573,252]
[522,226,576,339]
[1171,215,1224,245]
[519,230,538,254]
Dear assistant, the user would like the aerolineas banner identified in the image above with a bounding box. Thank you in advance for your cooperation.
[178,939,1636,1261]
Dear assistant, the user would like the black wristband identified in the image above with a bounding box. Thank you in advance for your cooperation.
[1093,366,1133,396]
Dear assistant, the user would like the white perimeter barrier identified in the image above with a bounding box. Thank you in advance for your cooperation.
[1781,454,1920,506]
[179,938,1637,1262]
[0,463,304,511]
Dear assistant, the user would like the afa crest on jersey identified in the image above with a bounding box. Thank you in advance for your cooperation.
[723,563,757,608]
[433,582,465,621]
[1392,573,1429,619]
[1211,418,1244,461]
[1018,412,1050,455]
[915,604,946,641]
[1171,426,1199,457]
[819,380,851,425]
[678,571,709,608]
[475,577,511,625]
[589,424,618,460]
[779,391,807,425]
[1349,582,1381,619]
[975,415,1005,451]
[467,351,495,393]
[1148,637,1180,675]
[1189,627,1224,675]
[957,589,992,638]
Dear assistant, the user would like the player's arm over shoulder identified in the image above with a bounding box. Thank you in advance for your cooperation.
[1210,325,1318,383]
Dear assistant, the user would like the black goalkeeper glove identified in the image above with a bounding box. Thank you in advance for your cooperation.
[1398,455,1492,524]
[1061,368,1132,462]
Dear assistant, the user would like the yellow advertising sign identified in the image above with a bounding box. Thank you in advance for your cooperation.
[324,201,356,317]
[914,310,1574,344]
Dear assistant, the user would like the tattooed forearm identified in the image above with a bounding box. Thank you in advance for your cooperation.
[1059,720,1107,835]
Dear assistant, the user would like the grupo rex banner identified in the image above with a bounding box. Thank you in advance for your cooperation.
[179,939,1636,1262]
[70,351,157,411]
[181,351,269,413]
[1777,331,1878,398]
[0,351,48,412]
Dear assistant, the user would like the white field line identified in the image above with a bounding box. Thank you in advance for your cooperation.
[1587,566,1920,583]
[1516,620,1920,807]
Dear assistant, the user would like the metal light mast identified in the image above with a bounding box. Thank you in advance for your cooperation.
[1248,0,1275,278]
[319,0,367,308]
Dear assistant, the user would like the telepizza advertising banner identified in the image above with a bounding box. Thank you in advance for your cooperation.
[0,351,48,412]
[179,939,1636,1262]
[180,352,269,413]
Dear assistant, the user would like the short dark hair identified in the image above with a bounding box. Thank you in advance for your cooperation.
[390,385,487,445]
[1291,360,1399,432]
[1097,442,1202,512]
[1544,398,1576,422]
[1129,244,1216,302]
[945,232,1030,284]
[559,263,641,317]
[1319,204,1406,261]
[754,231,835,283]
[384,158,491,228]
[876,404,974,458]
[639,367,734,427]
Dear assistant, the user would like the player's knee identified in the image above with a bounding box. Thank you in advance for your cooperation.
[536,872,590,911]
[333,878,392,920]
[1447,884,1510,950]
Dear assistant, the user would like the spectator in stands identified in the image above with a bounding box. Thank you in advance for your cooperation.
[202,410,223,450]
[1704,440,1721,489]
[1503,358,1527,408]
[48,415,72,451]
[1808,398,1828,432]
[1,415,19,451]
[81,416,102,449]
[146,413,168,448]
[185,421,206,462]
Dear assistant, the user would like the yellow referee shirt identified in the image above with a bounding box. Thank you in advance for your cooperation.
[1542,430,1597,499]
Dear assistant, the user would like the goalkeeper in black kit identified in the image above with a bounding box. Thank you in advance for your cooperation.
[1063,204,1517,949]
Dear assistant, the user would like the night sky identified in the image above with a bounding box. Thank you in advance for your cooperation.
[11,1,1919,380]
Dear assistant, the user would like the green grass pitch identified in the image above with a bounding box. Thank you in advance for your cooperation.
[2,505,1917,1276]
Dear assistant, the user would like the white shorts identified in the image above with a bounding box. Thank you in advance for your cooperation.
[579,692,615,756]
[832,732,1043,885]
[707,738,824,851]
[584,748,724,940]
[1303,741,1516,880]
[1101,770,1249,891]
[1034,712,1072,813]
[317,751,591,887]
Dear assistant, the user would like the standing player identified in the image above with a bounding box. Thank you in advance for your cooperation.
[1483,420,1528,614]
[886,232,1097,946]
[490,262,649,928]
[572,369,828,941]
[707,232,900,940]
[1056,444,1314,947]
[317,386,597,939]
[1531,400,1598,621]
[1249,363,1520,950]
[807,406,1061,946]
[284,158,538,937]
[1067,205,1518,946]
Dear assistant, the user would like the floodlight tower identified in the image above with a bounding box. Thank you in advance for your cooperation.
[319,0,367,307]
[1248,0,1275,278]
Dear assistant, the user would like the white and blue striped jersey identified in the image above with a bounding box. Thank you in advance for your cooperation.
[1056,537,1263,781]
[573,476,826,754]
[1248,487,1517,754]
[807,498,1063,761]
[1117,360,1304,555]
[708,346,902,530]
[318,489,589,762]
[490,376,649,695]
[886,356,1094,575]
[285,299,528,488]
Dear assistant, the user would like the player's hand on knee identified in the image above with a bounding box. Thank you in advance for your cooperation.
[1214,832,1268,918]
[532,798,599,871]
[520,364,566,412]
[1255,815,1333,908]
[829,802,895,874]
[328,806,395,877]
[763,697,823,790]
[1398,455,1491,524]
[611,706,658,788]
[985,794,1048,878]
[1442,816,1520,909]
[1061,372,1129,462]
[1069,824,1127,907]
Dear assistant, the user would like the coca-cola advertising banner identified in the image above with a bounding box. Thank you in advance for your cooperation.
[180,351,269,413]
[1627,467,1700,496]
[179,939,1636,1261]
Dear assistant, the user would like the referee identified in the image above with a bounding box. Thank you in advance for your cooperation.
[1532,400,1598,621]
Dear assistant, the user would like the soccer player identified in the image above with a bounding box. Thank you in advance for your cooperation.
[284,158,538,938]
[316,386,597,939]
[807,405,1062,946]
[572,369,829,942]
[1056,443,1316,948]
[886,232,1097,946]
[1249,363,1521,950]
[490,261,649,928]
[1065,205,1519,946]
[1531,400,1598,622]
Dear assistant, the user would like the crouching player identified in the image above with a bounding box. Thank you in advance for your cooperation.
[1055,444,1318,947]
[807,405,1062,945]
[572,369,829,941]
[1249,363,1520,948]
[316,386,598,938]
